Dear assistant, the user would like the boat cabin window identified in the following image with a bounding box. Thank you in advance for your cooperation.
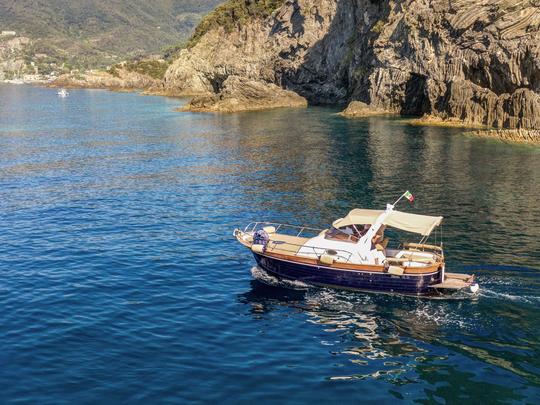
[325,225,363,243]
[324,223,390,248]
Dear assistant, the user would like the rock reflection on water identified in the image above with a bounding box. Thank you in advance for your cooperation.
[219,109,539,267]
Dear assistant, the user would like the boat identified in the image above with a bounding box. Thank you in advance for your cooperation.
[234,192,479,297]
[57,89,69,97]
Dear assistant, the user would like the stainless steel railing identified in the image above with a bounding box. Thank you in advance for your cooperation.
[235,224,356,263]
[242,221,325,238]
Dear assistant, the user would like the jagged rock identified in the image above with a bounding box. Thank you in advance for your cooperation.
[470,129,540,144]
[165,0,540,129]
[181,75,307,112]
[339,101,394,118]
[164,0,341,102]
[404,114,487,129]
[435,82,540,129]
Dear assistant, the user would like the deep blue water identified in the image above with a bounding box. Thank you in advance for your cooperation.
[0,84,539,404]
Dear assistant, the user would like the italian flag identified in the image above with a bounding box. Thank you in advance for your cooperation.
[404,191,414,202]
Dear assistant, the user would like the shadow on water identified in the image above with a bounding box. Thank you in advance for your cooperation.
[221,108,540,268]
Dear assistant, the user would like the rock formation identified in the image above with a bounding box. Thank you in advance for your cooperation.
[470,129,540,144]
[182,75,307,112]
[164,0,540,131]
[338,101,393,117]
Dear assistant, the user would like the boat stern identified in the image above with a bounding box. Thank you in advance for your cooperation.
[430,272,480,295]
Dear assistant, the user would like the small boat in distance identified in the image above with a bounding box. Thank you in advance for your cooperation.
[57,89,69,97]
[234,192,479,297]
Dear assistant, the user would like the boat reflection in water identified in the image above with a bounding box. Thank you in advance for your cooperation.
[239,268,442,383]
[239,267,539,400]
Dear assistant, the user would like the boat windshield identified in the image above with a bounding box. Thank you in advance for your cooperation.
[325,225,363,243]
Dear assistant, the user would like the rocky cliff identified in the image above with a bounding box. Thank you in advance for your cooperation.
[164,0,540,132]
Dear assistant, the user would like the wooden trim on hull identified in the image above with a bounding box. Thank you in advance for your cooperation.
[264,250,441,274]
[253,253,443,296]
[236,234,443,275]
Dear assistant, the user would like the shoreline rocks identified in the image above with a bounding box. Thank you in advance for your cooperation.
[468,129,540,145]
[339,101,395,118]
[402,115,488,129]
[180,76,307,113]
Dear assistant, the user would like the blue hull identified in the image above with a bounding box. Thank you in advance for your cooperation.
[253,253,443,296]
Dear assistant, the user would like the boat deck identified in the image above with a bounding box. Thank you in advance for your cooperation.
[266,234,309,255]
[246,230,444,266]
[430,272,475,290]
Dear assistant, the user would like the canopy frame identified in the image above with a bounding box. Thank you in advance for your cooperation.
[333,208,443,237]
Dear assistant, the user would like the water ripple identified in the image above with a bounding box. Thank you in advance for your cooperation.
[0,85,539,403]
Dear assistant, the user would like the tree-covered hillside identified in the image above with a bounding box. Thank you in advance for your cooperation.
[0,0,222,68]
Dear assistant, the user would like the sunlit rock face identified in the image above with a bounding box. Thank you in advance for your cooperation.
[181,75,308,112]
[165,0,540,129]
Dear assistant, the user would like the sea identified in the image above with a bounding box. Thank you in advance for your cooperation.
[1,84,539,404]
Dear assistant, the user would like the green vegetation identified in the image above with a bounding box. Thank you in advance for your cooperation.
[0,0,222,69]
[118,60,171,80]
[1,0,287,74]
[162,43,187,62]
[188,0,286,48]
[371,20,386,34]
[108,65,121,78]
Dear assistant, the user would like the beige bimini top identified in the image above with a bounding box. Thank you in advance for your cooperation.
[332,209,443,236]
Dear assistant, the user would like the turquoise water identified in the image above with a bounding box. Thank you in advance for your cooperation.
[0,84,539,403]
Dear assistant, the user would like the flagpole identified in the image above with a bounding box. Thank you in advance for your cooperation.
[361,191,411,251]
[393,192,406,207]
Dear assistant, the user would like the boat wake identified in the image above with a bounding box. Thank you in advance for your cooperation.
[464,265,540,304]
[250,266,312,290]
[407,301,475,329]
[303,287,474,332]
[477,288,540,305]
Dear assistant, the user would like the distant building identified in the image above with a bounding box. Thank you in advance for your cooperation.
[1,31,17,37]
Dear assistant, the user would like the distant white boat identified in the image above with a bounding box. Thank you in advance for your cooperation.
[57,89,69,97]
